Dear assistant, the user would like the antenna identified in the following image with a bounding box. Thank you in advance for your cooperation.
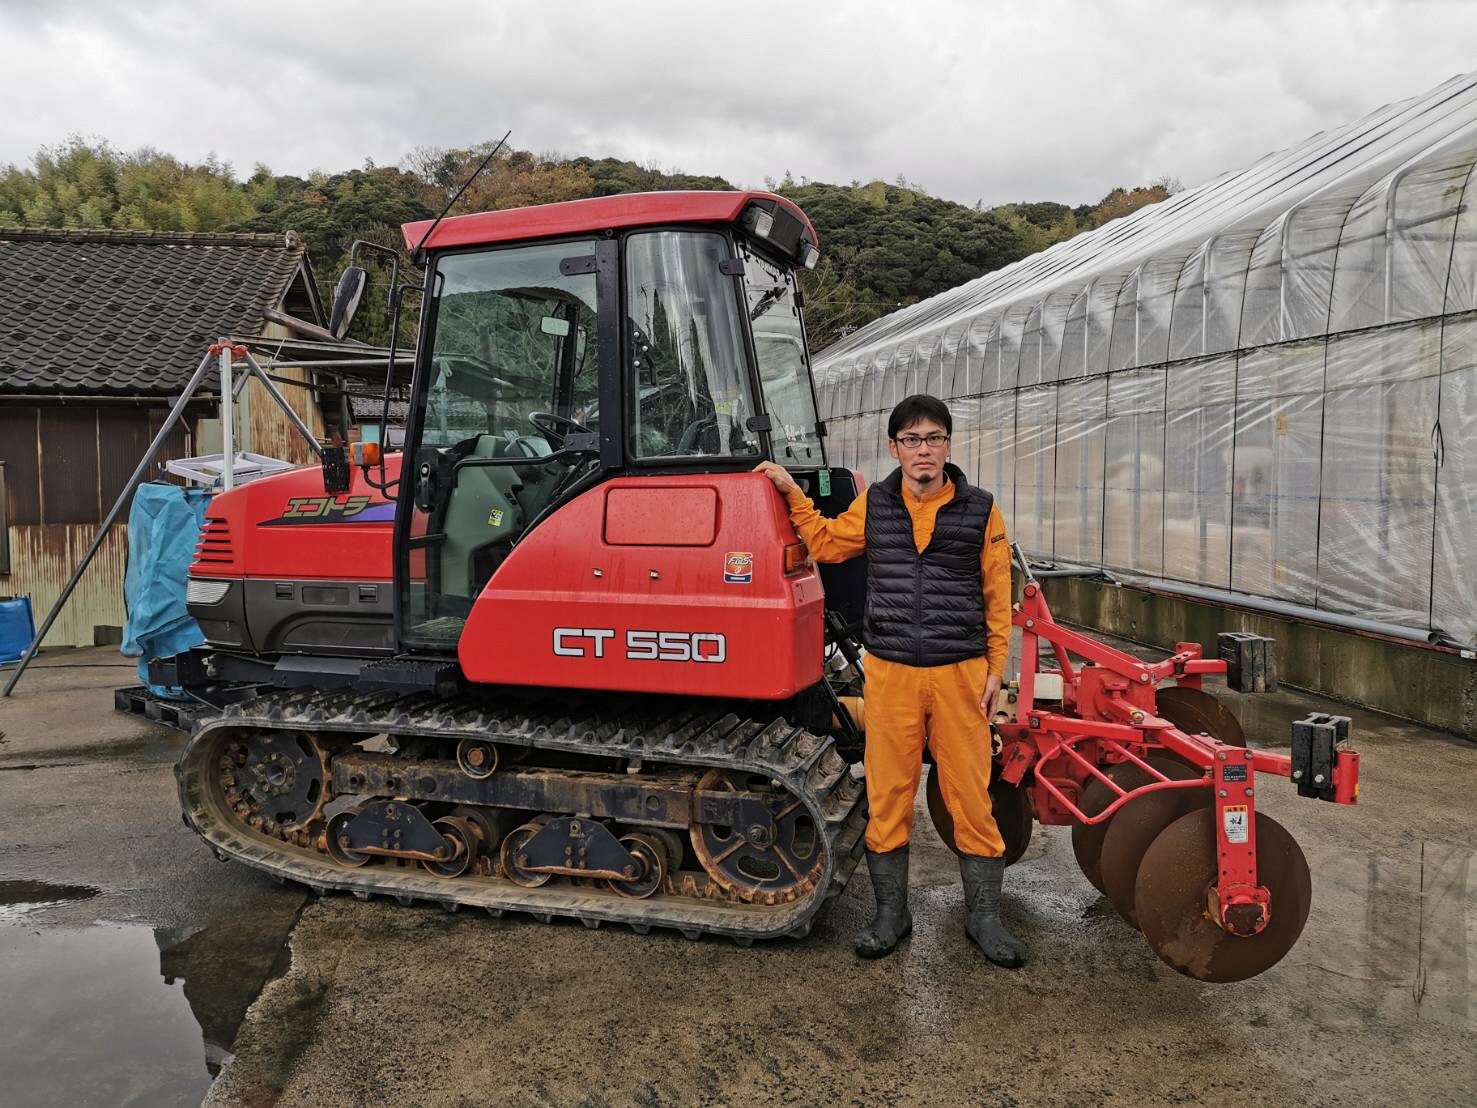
[412,129,512,262]
[359,129,514,492]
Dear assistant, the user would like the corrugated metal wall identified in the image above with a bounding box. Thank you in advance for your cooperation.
[0,402,194,647]
[5,524,130,648]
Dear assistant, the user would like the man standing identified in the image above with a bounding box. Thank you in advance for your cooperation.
[755,394,1024,967]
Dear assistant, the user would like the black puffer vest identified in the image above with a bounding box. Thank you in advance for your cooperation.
[863,463,994,667]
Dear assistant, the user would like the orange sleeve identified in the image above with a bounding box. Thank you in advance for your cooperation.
[981,504,1011,676]
[783,485,868,563]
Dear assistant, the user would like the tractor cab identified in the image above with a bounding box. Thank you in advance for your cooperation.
[377,193,834,651]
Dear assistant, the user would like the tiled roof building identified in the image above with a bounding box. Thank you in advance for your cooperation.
[0,227,328,648]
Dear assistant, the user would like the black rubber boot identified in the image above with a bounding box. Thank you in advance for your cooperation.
[959,854,1026,968]
[855,847,912,959]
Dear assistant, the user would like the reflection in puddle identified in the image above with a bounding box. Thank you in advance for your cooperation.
[0,879,99,923]
[0,922,215,1107]
[0,880,305,1107]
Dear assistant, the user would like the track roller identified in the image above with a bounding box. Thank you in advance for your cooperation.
[325,808,372,868]
[422,816,479,879]
[500,819,553,888]
[607,832,665,899]
[456,739,499,779]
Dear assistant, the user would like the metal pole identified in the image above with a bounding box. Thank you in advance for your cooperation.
[220,342,235,491]
[3,350,216,697]
[239,351,323,456]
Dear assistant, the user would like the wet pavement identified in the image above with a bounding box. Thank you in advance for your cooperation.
[0,654,306,1107]
[1,645,1474,1106]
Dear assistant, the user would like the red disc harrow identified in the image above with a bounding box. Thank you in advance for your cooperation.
[932,546,1360,982]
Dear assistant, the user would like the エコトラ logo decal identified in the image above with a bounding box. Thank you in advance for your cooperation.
[260,495,396,526]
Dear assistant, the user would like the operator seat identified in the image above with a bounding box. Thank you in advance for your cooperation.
[439,434,529,604]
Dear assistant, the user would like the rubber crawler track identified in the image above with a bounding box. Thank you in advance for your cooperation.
[176,688,869,943]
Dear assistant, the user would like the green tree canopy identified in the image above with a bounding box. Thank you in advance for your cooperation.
[0,136,1176,350]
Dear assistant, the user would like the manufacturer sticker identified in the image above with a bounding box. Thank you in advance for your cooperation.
[487,508,504,527]
[1223,763,1248,782]
[1222,804,1250,844]
[260,495,395,526]
[723,551,753,584]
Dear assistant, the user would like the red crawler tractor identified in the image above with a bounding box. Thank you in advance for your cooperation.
[133,190,1358,980]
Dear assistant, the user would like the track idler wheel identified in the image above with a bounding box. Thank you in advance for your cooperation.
[690,769,823,903]
[422,816,479,879]
[607,833,665,900]
[925,765,1033,866]
[1135,808,1312,982]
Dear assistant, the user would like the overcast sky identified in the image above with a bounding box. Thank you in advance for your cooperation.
[1,0,1473,208]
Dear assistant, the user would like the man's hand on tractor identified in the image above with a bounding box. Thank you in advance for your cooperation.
[981,673,1003,714]
[753,460,799,494]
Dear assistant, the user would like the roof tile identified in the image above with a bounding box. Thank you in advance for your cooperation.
[0,226,311,396]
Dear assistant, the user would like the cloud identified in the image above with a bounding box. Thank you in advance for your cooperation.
[1,0,1473,206]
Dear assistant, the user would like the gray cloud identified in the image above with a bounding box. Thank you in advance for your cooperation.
[1,0,1473,206]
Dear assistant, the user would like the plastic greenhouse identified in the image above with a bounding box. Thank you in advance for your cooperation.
[812,72,1477,650]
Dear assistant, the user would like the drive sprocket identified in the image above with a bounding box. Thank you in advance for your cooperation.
[221,730,328,835]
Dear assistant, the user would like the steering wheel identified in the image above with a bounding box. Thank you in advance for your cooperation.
[677,413,719,455]
[527,410,590,450]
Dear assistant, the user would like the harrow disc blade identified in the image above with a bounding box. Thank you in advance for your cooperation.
[1135,808,1312,982]
[925,765,1033,866]
[1070,759,1178,893]
[1156,685,1246,752]
[1099,767,1207,926]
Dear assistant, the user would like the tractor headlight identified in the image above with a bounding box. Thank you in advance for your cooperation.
[187,578,231,605]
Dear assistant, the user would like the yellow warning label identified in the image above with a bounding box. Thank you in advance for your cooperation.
[487,508,504,527]
[1222,804,1250,844]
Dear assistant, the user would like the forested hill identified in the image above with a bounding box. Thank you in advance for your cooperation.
[0,139,1175,351]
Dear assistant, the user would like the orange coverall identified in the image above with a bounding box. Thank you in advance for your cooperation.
[785,479,1012,856]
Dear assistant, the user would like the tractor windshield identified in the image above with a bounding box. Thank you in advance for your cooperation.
[740,243,824,466]
[625,230,762,460]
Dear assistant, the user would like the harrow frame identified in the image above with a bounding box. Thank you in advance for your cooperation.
[996,551,1360,940]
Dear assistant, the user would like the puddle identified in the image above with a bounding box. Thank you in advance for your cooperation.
[0,881,306,1107]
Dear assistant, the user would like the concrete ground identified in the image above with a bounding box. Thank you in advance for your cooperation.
[1,645,1473,1107]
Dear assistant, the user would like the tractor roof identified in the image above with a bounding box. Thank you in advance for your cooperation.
[401,190,816,253]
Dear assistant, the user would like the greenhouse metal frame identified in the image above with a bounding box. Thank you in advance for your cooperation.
[813,72,1477,649]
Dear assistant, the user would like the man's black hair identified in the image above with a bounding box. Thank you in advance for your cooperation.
[888,394,952,439]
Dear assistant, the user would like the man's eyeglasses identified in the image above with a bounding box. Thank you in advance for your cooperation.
[893,433,950,449]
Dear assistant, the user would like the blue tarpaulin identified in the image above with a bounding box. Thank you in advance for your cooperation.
[122,483,211,698]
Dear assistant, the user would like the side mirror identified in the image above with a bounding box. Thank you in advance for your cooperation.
[329,266,368,339]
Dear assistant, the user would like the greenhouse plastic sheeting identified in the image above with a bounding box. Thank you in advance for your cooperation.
[122,482,210,698]
[814,72,1477,646]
